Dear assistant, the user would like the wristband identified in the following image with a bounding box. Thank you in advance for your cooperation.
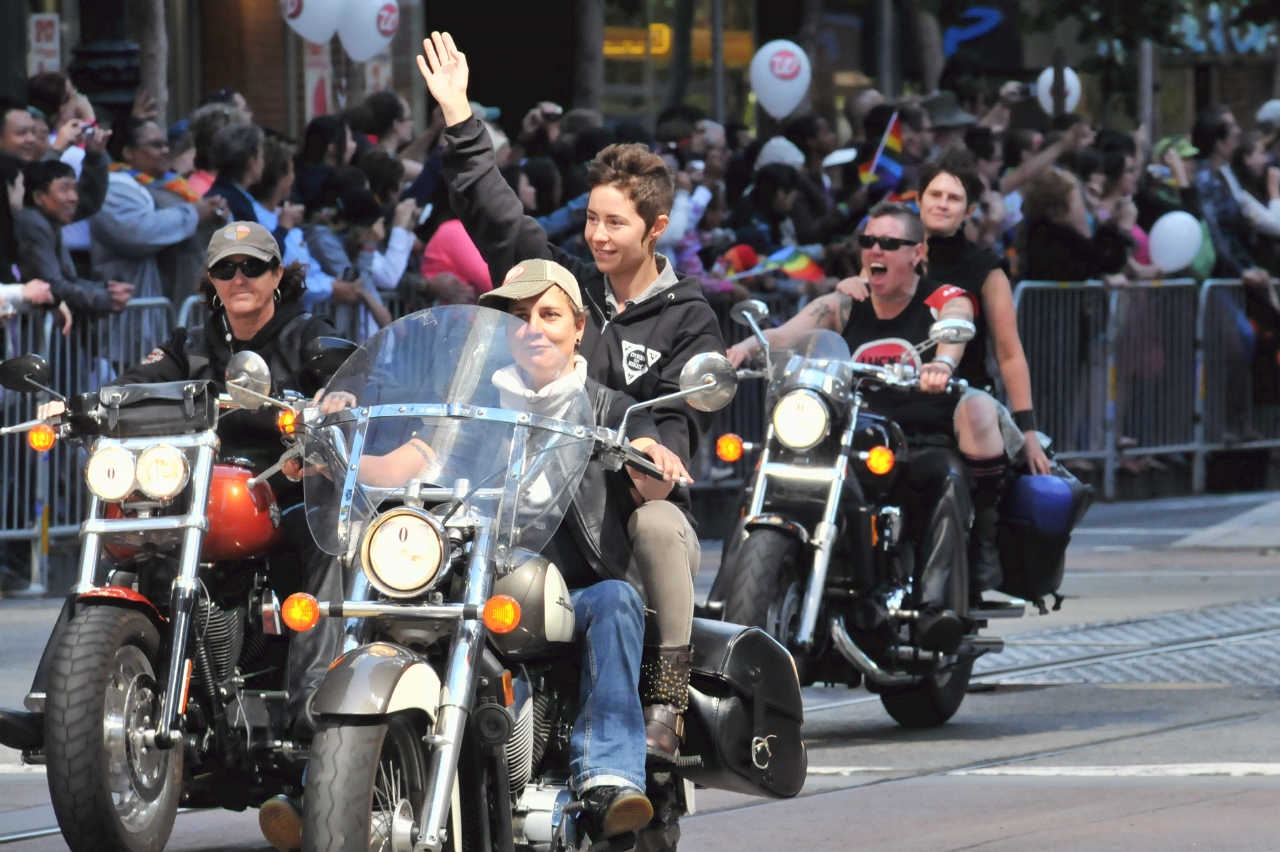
[1012,409,1037,433]
[932,355,958,372]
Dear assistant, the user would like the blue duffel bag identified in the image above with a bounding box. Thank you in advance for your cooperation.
[996,463,1093,613]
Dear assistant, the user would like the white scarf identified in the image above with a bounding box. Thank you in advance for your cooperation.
[491,354,588,422]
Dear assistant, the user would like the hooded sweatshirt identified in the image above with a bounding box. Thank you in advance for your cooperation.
[441,115,726,516]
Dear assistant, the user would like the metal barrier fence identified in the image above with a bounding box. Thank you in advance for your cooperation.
[3,279,1274,589]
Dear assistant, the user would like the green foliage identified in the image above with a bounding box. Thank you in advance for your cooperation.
[1028,0,1191,50]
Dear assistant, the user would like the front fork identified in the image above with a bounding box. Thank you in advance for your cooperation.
[417,527,492,852]
[73,441,218,750]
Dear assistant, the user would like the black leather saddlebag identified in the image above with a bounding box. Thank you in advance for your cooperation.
[678,618,806,798]
[70,381,217,438]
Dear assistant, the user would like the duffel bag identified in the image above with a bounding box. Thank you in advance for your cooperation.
[996,463,1093,612]
[678,618,806,798]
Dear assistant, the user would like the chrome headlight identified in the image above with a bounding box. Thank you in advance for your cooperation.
[135,444,190,500]
[85,444,136,502]
[772,390,830,451]
[360,508,446,598]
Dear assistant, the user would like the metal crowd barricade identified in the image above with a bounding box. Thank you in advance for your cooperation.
[0,311,53,592]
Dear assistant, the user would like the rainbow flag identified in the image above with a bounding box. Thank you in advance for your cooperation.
[763,247,825,282]
[858,112,904,187]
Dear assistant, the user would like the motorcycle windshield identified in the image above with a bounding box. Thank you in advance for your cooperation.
[773,329,853,395]
[302,306,595,557]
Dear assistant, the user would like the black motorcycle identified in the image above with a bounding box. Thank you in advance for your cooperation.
[708,300,1018,728]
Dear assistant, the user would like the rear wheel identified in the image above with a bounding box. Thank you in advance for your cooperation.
[722,529,804,630]
[303,714,430,852]
[46,606,182,852]
[878,657,974,728]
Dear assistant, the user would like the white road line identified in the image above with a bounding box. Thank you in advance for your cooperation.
[951,763,1280,777]
[808,766,893,775]
[1073,528,1203,535]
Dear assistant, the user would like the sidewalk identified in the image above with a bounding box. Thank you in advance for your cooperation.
[1172,498,1280,549]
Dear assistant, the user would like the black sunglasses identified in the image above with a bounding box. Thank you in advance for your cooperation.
[857,234,920,251]
[209,257,279,281]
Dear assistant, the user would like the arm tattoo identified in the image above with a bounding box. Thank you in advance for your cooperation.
[805,299,835,327]
[837,294,853,330]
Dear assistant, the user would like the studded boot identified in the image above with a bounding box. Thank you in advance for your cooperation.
[639,644,693,764]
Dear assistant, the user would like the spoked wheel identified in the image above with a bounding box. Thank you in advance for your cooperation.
[878,656,975,728]
[304,714,429,852]
[46,606,182,852]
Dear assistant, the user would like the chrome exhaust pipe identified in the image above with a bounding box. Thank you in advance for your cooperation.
[829,616,919,687]
[960,634,1004,654]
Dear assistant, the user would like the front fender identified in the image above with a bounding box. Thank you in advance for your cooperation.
[311,642,441,718]
[744,514,811,546]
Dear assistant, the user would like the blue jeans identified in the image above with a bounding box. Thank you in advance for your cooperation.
[569,581,647,793]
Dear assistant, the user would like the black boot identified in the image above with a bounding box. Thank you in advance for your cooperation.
[966,454,1008,599]
[0,709,42,751]
[639,644,692,764]
[580,786,654,841]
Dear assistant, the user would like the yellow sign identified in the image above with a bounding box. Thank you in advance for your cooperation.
[604,25,753,66]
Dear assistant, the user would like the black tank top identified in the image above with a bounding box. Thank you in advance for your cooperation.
[841,277,975,437]
[924,230,1002,390]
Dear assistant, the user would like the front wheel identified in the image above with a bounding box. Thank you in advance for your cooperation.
[46,606,182,852]
[878,657,974,728]
[721,529,804,631]
[303,714,430,852]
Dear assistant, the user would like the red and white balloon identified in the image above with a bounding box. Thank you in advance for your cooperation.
[750,40,812,120]
[338,0,401,62]
[279,0,339,46]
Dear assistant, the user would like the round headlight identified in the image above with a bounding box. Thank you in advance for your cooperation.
[85,444,136,502]
[135,444,190,500]
[361,508,446,598]
[772,390,830,451]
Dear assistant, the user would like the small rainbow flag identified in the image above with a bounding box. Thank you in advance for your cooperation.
[859,111,904,187]
[763,247,825,282]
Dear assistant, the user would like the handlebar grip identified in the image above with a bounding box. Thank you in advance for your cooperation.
[622,446,666,481]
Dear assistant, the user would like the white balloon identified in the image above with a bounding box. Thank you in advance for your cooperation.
[280,0,339,45]
[338,0,401,63]
[750,40,811,120]
[1035,66,1082,116]
[1148,211,1203,273]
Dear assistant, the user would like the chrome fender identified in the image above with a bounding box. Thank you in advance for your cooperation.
[311,642,441,718]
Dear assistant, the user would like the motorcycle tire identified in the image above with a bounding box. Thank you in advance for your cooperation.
[303,713,431,852]
[722,529,804,631]
[878,657,974,728]
[46,606,182,852]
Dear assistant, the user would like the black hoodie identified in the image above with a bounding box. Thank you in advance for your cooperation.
[441,115,726,476]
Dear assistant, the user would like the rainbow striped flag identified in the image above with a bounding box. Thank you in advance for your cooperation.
[763,247,825,282]
[858,111,904,187]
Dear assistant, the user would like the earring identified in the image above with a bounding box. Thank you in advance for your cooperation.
[273,289,282,304]
[211,294,223,310]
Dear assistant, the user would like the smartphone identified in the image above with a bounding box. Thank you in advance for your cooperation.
[417,202,434,226]
[82,120,98,139]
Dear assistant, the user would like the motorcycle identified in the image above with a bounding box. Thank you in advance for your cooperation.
[0,338,354,852]
[279,306,807,852]
[707,300,1019,729]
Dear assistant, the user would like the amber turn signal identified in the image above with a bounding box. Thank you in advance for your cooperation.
[865,445,895,475]
[716,433,744,463]
[281,593,321,632]
[483,595,521,634]
[27,423,56,452]
[276,408,298,435]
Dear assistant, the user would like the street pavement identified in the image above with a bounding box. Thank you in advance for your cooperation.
[5,491,1280,850]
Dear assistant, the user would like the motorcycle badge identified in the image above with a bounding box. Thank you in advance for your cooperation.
[621,340,661,385]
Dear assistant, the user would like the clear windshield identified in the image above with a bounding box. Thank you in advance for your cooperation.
[302,306,595,557]
[772,329,853,396]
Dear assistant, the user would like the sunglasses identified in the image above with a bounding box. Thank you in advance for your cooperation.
[857,234,920,251]
[208,257,279,281]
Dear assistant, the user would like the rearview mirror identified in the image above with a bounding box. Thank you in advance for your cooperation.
[302,337,358,377]
[679,352,738,413]
[928,318,976,346]
[730,299,769,328]
[225,351,273,410]
[0,354,54,395]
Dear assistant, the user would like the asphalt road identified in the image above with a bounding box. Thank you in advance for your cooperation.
[5,491,1280,851]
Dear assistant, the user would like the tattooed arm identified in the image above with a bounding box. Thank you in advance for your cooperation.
[726,293,852,367]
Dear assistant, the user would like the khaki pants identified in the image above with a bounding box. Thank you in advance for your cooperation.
[626,501,700,646]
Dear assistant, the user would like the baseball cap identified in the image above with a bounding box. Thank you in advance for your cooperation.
[1152,135,1199,163]
[479,259,583,311]
[470,101,501,122]
[1257,99,1280,130]
[206,221,280,268]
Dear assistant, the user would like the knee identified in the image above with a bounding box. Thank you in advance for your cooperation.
[629,501,690,546]
[955,393,1000,437]
[592,580,645,621]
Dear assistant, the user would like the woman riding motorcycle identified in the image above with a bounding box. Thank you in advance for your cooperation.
[351,259,695,843]
[15,221,348,852]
